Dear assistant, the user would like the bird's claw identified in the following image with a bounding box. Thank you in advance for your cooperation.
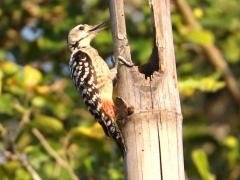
[118,56,134,67]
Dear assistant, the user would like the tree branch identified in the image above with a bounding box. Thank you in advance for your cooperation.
[148,0,168,72]
[109,0,184,179]
[32,128,79,180]
[19,154,42,180]
[109,0,132,65]
[3,151,42,180]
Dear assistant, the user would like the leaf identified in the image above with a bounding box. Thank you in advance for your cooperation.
[31,96,46,107]
[193,8,204,19]
[108,167,124,180]
[70,122,104,140]
[223,136,239,168]
[223,36,240,63]
[0,61,19,75]
[32,115,63,133]
[17,132,32,150]
[192,149,215,180]
[183,124,210,139]
[5,70,25,95]
[0,94,14,115]
[179,73,225,96]
[23,65,42,88]
[0,70,3,95]
[3,161,22,172]
[27,147,50,169]
[15,168,31,179]
[223,136,238,148]
[0,50,6,61]
[200,77,225,92]
[35,85,50,94]
[187,29,214,45]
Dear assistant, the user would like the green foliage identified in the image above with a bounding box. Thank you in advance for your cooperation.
[223,136,239,169]
[0,94,14,115]
[32,115,63,134]
[0,0,240,179]
[192,149,215,180]
[179,73,225,97]
[186,29,214,45]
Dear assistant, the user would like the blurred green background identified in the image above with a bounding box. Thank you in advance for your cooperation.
[0,0,239,179]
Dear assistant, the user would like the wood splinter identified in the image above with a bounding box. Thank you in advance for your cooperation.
[115,96,134,125]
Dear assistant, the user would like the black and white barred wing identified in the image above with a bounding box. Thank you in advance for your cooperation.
[69,50,126,154]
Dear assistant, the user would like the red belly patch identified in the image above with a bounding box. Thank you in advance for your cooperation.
[102,100,116,120]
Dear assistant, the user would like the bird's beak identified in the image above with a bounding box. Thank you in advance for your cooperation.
[88,21,108,34]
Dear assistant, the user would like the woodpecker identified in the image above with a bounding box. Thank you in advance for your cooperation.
[68,22,132,155]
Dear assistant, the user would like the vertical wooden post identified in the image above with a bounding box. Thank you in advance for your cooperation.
[109,0,185,179]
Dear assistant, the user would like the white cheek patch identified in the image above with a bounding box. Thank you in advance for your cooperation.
[71,30,88,43]
[79,31,88,38]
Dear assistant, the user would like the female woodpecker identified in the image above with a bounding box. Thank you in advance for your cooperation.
[68,22,131,155]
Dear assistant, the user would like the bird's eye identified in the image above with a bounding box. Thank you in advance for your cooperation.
[78,25,84,31]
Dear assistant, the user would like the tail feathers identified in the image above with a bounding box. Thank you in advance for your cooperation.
[88,100,126,155]
[98,110,126,156]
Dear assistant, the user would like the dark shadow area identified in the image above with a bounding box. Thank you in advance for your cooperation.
[139,34,160,78]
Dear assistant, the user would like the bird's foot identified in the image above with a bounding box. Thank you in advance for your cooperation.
[118,56,134,67]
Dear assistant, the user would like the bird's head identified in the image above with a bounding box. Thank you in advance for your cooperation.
[68,21,107,51]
